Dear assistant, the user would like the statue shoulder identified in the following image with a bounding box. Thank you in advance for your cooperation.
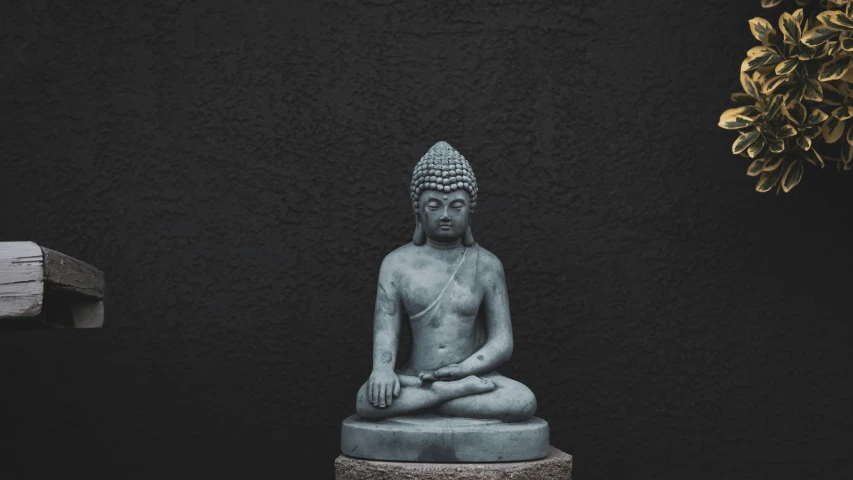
[379,243,416,273]
[473,245,505,278]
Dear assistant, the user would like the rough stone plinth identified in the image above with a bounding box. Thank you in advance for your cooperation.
[335,446,572,479]
[341,414,549,462]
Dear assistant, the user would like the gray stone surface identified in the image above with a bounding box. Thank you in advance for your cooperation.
[341,414,549,462]
[335,446,572,479]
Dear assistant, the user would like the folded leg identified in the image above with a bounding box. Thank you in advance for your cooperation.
[356,375,496,421]
[434,372,537,422]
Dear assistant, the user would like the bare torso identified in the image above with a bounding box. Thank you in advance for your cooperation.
[393,243,486,373]
[356,240,537,422]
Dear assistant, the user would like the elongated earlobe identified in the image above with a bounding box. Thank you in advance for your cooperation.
[463,225,475,246]
[413,214,426,245]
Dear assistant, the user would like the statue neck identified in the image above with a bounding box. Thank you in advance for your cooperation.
[425,237,463,250]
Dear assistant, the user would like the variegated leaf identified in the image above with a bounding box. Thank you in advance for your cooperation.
[832,105,853,119]
[847,124,853,145]
[842,34,853,51]
[763,155,785,171]
[747,46,777,57]
[778,124,799,137]
[775,58,799,75]
[747,158,765,176]
[748,136,766,158]
[802,26,839,46]
[719,115,756,130]
[731,92,755,103]
[782,86,804,104]
[733,130,761,154]
[818,54,853,80]
[761,75,787,94]
[766,94,784,119]
[769,138,786,153]
[817,11,853,31]
[823,116,847,142]
[793,9,805,25]
[740,72,760,99]
[820,82,846,104]
[756,166,784,192]
[797,44,819,59]
[742,52,783,72]
[779,12,801,44]
[761,0,783,7]
[803,79,824,101]
[781,159,804,192]
[784,100,808,125]
[804,147,825,168]
[796,135,812,151]
[818,40,840,58]
[803,124,822,138]
[808,108,829,124]
[750,17,777,43]
[720,105,756,121]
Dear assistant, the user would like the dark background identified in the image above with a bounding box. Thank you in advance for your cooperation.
[2,0,851,478]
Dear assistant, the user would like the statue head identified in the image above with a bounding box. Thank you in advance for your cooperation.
[410,141,478,246]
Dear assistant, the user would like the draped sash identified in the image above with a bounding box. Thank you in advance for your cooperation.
[408,247,470,322]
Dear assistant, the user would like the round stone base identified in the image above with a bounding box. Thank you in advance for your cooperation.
[335,446,572,480]
[340,414,549,462]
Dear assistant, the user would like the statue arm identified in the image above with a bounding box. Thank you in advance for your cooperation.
[371,256,404,373]
[436,255,513,379]
[365,256,405,407]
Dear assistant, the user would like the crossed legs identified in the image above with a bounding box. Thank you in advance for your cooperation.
[355,372,537,423]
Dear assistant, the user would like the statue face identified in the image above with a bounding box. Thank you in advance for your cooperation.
[417,189,471,242]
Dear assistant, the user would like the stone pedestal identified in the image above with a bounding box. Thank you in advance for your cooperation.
[335,446,572,479]
[341,414,549,462]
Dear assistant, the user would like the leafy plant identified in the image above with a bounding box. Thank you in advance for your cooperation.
[720,0,853,193]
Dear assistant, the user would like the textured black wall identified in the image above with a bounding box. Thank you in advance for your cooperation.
[2,0,851,478]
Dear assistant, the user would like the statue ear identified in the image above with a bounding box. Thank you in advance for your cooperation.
[463,225,475,246]
[413,214,426,245]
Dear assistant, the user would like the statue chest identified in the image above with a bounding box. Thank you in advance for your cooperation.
[399,264,482,320]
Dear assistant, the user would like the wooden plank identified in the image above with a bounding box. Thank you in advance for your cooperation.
[0,242,45,318]
[42,247,105,299]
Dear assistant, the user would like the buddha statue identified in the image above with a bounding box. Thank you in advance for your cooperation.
[354,141,537,423]
[341,141,549,463]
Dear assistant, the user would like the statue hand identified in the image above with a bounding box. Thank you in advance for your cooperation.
[433,364,464,381]
[368,370,400,408]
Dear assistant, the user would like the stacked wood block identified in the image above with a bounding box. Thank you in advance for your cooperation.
[0,242,104,329]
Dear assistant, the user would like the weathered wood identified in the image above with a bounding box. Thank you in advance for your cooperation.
[0,242,44,318]
[42,247,105,299]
